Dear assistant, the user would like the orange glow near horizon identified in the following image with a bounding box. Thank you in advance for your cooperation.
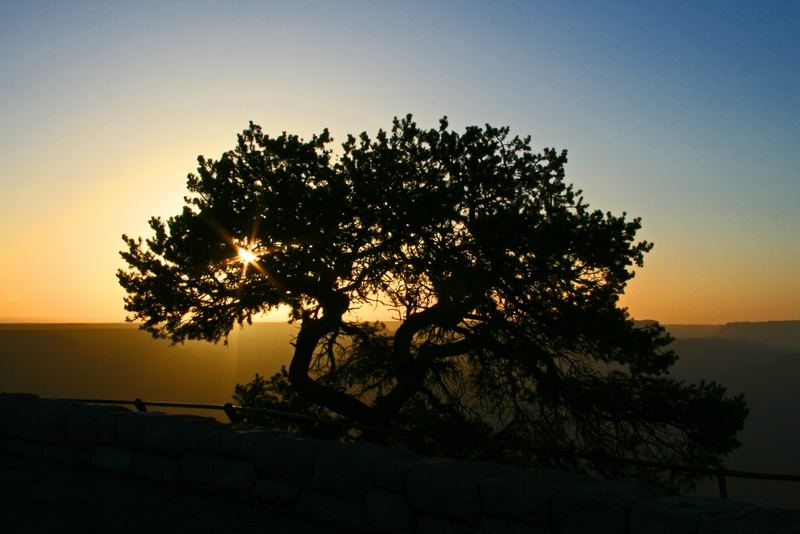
[1,3,798,326]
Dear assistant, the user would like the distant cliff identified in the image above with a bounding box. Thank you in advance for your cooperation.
[715,321,800,352]
[641,320,800,351]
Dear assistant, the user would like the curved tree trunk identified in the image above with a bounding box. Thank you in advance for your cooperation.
[288,321,379,424]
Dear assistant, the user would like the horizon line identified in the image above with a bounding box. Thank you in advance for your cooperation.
[2,319,799,327]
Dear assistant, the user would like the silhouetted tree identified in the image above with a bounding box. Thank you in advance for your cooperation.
[119,116,747,490]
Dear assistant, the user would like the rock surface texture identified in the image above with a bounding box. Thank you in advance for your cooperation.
[1,394,798,533]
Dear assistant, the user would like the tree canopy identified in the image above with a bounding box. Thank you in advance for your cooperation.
[119,115,747,489]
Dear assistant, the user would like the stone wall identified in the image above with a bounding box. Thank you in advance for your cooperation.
[1,394,797,533]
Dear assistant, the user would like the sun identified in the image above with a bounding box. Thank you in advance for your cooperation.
[237,247,257,265]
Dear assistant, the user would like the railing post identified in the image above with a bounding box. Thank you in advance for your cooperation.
[223,402,240,423]
[717,467,728,497]
[133,398,147,412]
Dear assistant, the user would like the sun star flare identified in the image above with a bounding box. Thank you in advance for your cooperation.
[237,247,257,265]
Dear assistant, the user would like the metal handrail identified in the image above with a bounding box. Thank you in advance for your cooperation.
[54,396,800,498]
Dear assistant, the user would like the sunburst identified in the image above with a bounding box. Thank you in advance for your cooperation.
[237,247,257,265]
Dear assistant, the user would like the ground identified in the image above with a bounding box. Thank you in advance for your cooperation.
[0,453,327,534]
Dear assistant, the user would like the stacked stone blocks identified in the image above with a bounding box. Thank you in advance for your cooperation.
[1,394,798,533]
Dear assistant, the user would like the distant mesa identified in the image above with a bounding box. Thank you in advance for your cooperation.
[635,320,800,353]
[715,321,800,352]
[662,324,722,339]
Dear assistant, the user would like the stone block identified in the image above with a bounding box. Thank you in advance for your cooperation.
[179,452,209,484]
[630,496,747,533]
[182,420,226,455]
[374,457,423,492]
[169,415,220,454]
[65,411,99,449]
[94,406,131,444]
[0,407,15,438]
[475,516,553,534]
[92,446,133,473]
[311,442,376,500]
[170,414,218,425]
[209,456,258,493]
[4,437,44,458]
[364,489,414,534]
[143,416,185,455]
[1,437,14,453]
[251,478,302,507]
[405,458,511,523]
[698,505,800,533]
[316,441,417,497]
[416,515,471,534]
[0,393,38,437]
[254,435,319,483]
[133,452,181,483]
[115,412,148,449]
[42,400,85,445]
[480,469,590,526]
[348,441,419,463]
[552,478,662,534]
[16,403,47,442]
[17,400,80,444]
[295,491,370,532]
[219,427,277,460]
[42,444,91,465]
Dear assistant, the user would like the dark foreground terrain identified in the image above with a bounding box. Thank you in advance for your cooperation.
[0,453,326,534]
[1,320,799,510]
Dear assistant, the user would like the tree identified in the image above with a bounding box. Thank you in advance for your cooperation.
[118,115,747,490]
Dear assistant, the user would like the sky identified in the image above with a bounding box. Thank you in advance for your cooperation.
[0,0,798,324]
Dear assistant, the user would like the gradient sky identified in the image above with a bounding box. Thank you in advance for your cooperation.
[1,0,798,324]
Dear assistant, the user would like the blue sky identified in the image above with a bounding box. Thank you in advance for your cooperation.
[1,0,798,322]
